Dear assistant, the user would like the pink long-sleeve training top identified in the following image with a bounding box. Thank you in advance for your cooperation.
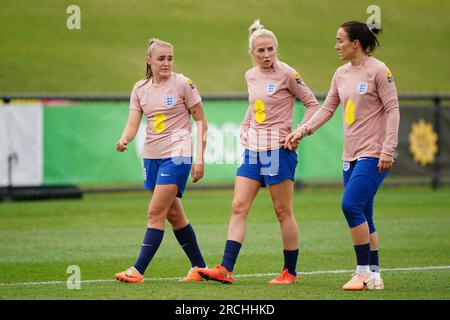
[241,60,320,152]
[129,73,202,159]
[297,56,400,161]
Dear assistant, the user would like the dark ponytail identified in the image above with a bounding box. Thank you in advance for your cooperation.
[341,21,380,54]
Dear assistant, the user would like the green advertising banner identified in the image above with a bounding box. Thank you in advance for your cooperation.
[43,101,343,186]
[44,103,142,185]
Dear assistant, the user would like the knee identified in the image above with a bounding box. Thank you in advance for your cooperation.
[147,207,166,225]
[341,197,355,216]
[341,197,365,226]
[273,202,292,223]
[166,208,187,229]
[231,199,249,217]
[166,208,178,225]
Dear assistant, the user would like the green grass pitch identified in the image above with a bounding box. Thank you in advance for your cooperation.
[1,186,449,300]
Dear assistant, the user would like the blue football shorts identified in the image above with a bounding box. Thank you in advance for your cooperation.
[143,157,192,198]
[236,148,298,187]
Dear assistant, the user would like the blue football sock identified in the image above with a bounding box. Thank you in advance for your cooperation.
[173,224,206,268]
[354,243,371,267]
[370,250,380,273]
[283,249,299,276]
[134,228,164,275]
[221,240,242,272]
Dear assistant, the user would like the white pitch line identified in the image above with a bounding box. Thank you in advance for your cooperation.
[1,265,449,287]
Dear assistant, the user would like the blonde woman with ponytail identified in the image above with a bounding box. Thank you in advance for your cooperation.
[114,38,209,283]
[198,20,319,285]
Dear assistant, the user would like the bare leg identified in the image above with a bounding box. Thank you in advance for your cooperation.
[147,184,179,229]
[268,180,298,250]
[349,222,370,245]
[166,198,189,229]
[370,231,378,250]
[227,176,261,243]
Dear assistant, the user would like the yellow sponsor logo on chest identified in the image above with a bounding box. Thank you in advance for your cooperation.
[345,99,356,125]
[254,99,266,123]
[153,113,166,133]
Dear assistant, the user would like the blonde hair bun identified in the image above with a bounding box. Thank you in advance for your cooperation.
[248,19,278,54]
[249,19,264,36]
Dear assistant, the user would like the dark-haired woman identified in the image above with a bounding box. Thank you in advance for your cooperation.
[114,38,208,283]
[284,21,399,290]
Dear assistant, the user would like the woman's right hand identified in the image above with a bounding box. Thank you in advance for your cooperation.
[240,131,248,146]
[116,137,129,152]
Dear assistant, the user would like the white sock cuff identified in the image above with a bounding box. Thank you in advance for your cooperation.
[356,265,371,274]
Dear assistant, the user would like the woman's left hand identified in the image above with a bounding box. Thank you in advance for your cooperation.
[378,153,394,172]
[191,163,204,183]
[282,130,303,150]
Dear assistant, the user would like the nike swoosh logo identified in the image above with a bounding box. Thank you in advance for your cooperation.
[181,243,189,248]
[125,273,137,278]
[161,173,170,176]
[142,243,152,247]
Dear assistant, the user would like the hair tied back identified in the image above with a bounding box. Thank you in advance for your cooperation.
[249,19,265,36]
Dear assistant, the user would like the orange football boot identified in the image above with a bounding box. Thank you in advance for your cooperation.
[179,267,204,282]
[268,268,298,284]
[198,265,233,284]
[114,267,144,283]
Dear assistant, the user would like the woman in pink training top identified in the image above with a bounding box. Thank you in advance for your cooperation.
[199,20,319,285]
[285,21,400,291]
[114,38,208,283]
